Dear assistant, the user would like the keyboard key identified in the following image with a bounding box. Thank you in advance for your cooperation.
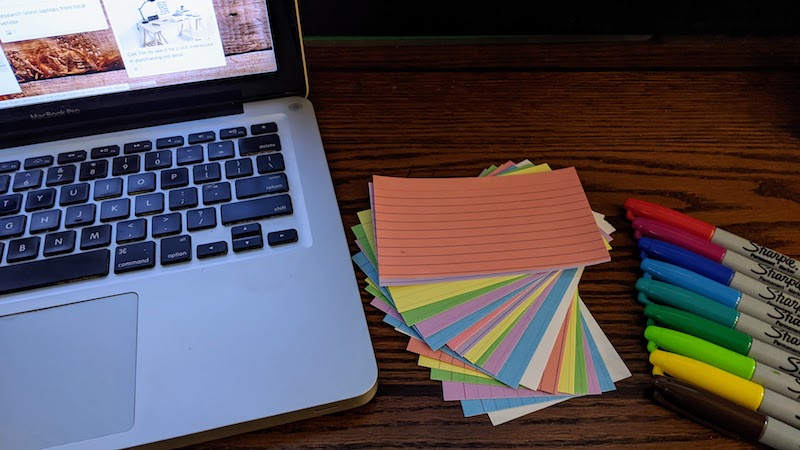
[43,230,76,256]
[80,224,112,250]
[187,207,216,231]
[251,122,278,135]
[239,134,281,156]
[0,161,20,173]
[114,241,156,273]
[168,187,198,210]
[231,223,261,240]
[193,163,221,183]
[152,213,182,237]
[46,165,76,186]
[112,155,140,176]
[161,168,189,189]
[13,170,43,191]
[197,241,227,259]
[25,188,56,211]
[100,198,130,222]
[124,140,152,154]
[117,218,147,243]
[268,228,298,246]
[156,136,184,149]
[94,178,124,200]
[256,154,285,174]
[0,174,9,193]
[220,194,292,225]
[0,249,110,294]
[0,215,26,238]
[128,173,156,194]
[24,156,54,169]
[57,150,87,164]
[144,150,172,171]
[176,145,204,165]
[29,210,61,234]
[161,235,191,265]
[207,141,235,160]
[235,173,289,199]
[0,193,23,215]
[188,132,215,145]
[233,235,263,253]
[135,193,164,216]
[7,236,40,263]
[91,145,120,159]
[64,204,96,228]
[60,183,90,206]
[79,160,108,181]
[220,126,247,139]
[225,158,253,179]
[202,182,231,205]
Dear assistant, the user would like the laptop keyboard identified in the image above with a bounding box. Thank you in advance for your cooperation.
[0,122,297,295]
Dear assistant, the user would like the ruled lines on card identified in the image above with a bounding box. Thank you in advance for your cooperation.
[373,168,610,285]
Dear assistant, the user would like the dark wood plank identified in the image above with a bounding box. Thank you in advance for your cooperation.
[186,39,800,449]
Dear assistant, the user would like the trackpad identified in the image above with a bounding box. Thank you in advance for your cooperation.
[0,293,138,450]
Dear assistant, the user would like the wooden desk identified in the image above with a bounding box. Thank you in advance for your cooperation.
[190,37,800,449]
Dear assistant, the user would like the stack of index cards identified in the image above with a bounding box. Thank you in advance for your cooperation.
[351,161,630,424]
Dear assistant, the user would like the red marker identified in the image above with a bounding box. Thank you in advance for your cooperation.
[625,198,800,278]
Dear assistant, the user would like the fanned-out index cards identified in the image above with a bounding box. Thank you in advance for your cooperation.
[372,167,611,286]
[352,161,629,424]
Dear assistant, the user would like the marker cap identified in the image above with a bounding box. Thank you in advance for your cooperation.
[641,258,742,309]
[649,350,765,411]
[652,376,767,441]
[624,198,716,240]
[636,277,740,328]
[637,237,735,286]
[632,218,726,262]
[643,304,753,355]
[645,325,756,380]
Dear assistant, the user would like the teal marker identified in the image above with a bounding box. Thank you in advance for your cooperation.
[636,277,800,356]
[646,325,800,402]
[644,304,800,379]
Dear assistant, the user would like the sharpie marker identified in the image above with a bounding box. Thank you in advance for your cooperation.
[646,325,800,401]
[633,217,800,297]
[641,258,800,336]
[653,376,800,450]
[644,304,800,379]
[625,198,800,278]
[636,277,800,356]
[650,349,800,429]
[638,237,800,316]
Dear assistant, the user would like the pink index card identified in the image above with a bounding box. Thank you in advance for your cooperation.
[538,315,569,394]
[372,168,610,285]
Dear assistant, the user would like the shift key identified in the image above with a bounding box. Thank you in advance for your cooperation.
[221,194,292,225]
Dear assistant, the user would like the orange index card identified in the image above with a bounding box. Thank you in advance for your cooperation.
[373,167,610,285]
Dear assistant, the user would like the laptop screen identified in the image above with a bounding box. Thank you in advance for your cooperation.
[0,0,278,110]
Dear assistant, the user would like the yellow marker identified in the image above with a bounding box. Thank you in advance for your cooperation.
[649,350,800,429]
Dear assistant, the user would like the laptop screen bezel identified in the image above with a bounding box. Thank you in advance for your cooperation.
[0,0,307,148]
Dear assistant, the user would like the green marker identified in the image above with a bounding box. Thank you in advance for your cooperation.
[646,325,800,402]
[636,277,800,356]
[644,304,800,380]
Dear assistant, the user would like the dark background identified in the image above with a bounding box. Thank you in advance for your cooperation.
[297,1,799,37]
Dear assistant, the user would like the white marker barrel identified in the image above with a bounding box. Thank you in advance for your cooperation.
[737,297,800,336]
[736,314,800,356]
[713,228,800,277]
[752,364,800,403]
[749,340,800,379]
[759,389,800,430]
[723,252,800,297]
[732,274,800,316]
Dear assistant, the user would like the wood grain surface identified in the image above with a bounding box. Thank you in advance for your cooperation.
[187,37,800,449]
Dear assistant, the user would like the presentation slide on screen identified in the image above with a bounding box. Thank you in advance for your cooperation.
[103,0,227,78]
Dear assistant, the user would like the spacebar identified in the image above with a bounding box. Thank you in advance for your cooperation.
[0,250,111,295]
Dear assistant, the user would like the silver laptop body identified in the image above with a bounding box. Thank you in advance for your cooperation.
[0,1,377,448]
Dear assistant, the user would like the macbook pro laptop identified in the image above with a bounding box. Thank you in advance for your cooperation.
[0,1,377,448]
